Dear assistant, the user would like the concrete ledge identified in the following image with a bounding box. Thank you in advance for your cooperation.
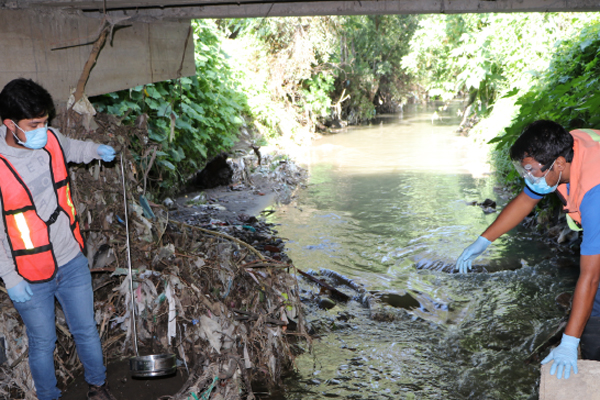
[540,360,600,399]
[0,9,195,104]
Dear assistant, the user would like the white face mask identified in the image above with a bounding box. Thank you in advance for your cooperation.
[11,121,48,149]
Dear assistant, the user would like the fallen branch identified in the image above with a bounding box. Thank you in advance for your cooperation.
[171,220,265,261]
[72,21,110,105]
[296,269,350,302]
[232,309,287,326]
[72,15,131,105]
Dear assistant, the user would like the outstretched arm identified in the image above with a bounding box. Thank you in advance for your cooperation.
[541,254,600,379]
[457,190,541,273]
[481,190,540,241]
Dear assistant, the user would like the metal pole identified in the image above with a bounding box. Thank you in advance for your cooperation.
[120,153,139,357]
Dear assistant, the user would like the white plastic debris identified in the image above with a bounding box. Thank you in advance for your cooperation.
[165,281,177,343]
[199,315,223,354]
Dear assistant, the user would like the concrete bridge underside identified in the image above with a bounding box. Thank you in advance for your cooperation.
[12,0,600,20]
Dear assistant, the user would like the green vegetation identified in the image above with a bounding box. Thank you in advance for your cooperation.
[402,13,596,116]
[334,15,418,122]
[218,17,340,142]
[487,19,600,224]
[402,13,600,228]
[491,22,600,148]
[401,13,600,183]
[219,15,418,131]
[92,15,421,197]
[92,20,245,197]
[480,16,600,192]
[90,12,600,204]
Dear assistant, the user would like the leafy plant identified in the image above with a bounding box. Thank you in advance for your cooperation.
[336,15,419,121]
[402,13,595,116]
[490,21,600,149]
[219,17,341,136]
[92,19,246,198]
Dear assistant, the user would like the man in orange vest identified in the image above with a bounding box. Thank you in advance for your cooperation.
[457,120,600,381]
[0,78,118,400]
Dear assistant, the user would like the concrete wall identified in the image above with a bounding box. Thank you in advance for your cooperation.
[0,9,195,104]
[12,0,600,22]
[74,0,600,21]
[540,360,600,400]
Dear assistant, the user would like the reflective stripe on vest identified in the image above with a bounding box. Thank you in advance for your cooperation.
[14,213,34,248]
[566,215,583,232]
[0,130,85,282]
[577,129,600,142]
[45,131,85,251]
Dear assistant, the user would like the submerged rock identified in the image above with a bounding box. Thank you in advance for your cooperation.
[318,296,337,310]
[376,291,420,310]
[555,292,572,312]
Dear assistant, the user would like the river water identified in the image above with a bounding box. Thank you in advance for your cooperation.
[270,104,579,399]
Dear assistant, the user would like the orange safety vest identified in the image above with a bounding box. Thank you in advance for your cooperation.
[0,130,85,282]
[556,129,600,231]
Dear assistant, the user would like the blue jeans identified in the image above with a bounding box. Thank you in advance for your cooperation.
[13,253,106,400]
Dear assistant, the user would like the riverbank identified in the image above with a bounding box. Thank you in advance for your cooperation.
[170,149,307,226]
[0,111,311,400]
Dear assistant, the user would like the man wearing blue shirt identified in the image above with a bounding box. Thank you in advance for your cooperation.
[457,120,600,380]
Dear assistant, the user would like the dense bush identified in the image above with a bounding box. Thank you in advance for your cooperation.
[402,13,592,114]
[491,21,600,149]
[92,20,245,198]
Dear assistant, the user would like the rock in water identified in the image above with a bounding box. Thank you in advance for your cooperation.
[378,292,420,310]
[555,292,572,312]
[318,296,337,310]
[189,152,233,189]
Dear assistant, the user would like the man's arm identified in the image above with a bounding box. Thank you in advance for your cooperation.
[481,190,541,241]
[565,254,600,337]
[569,185,600,335]
[0,225,23,290]
[52,128,101,164]
[456,189,541,273]
[541,187,600,379]
[541,254,600,379]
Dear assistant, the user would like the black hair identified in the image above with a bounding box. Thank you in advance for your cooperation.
[509,120,574,165]
[0,78,55,123]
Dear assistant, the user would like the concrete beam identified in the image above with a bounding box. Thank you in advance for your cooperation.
[540,360,600,400]
[9,0,600,21]
[0,9,195,104]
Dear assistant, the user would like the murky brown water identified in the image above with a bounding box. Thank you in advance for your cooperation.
[270,103,578,399]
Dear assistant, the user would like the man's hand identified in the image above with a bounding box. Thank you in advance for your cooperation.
[7,280,33,303]
[97,145,116,162]
[456,236,491,273]
[542,333,580,379]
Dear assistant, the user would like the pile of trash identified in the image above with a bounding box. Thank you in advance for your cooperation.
[0,110,309,400]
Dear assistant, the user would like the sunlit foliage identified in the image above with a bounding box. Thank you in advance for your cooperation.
[219,17,340,139]
[402,13,594,114]
[492,19,600,148]
[334,15,419,123]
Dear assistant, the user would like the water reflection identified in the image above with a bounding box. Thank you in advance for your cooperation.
[272,104,578,399]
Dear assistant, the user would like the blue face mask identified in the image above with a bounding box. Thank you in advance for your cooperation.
[12,121,48,149]
[525,170,562,195]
